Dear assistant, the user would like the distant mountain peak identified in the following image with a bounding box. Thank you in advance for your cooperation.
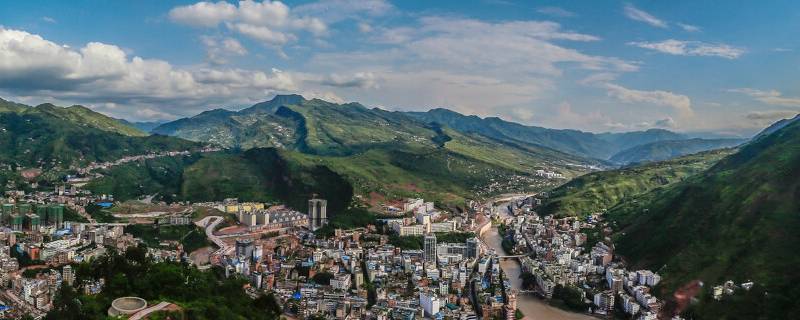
[240,94,306,115]
[753,113,800,140]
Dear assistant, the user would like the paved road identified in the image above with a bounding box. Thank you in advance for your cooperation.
[129,301,172,320]
[195,216,232,260]
[1,290,44,319]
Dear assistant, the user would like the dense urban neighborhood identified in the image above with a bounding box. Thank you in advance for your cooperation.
[0,146,726,320]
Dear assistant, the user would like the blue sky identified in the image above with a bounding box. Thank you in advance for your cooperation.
[1,0,798,135]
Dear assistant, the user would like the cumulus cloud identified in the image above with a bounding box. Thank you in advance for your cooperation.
[169,1,327,51]
[168,1,238,27]
[305,16,637,122]
[315,72,378,89]
[654,117,677,128]
[0,27,296,120]
[201,36,248,65]
[629,39,745,59]
[623,4,667,28]
[604,83,693,117]
[729,88,800,106]
[537,7,576,18]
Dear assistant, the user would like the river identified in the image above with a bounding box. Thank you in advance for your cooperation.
[480,204,594,320]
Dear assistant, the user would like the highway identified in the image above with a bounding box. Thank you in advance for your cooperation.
[195,216,233,261]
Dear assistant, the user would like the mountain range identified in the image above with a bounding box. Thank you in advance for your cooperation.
[0,98,195,169]
[151,95,743,164]
[142,95,602,205]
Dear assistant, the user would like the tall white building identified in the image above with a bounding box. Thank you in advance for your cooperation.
[419,291,441,318]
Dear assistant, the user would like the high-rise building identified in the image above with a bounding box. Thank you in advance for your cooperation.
[419,291,441,317]
[466,237,480,259]
[308,199,328,231]
[424,233,437,264]
[235,239,255,260]
[62,265,74,286]
[11,215,24,231]
[47,205,64,228]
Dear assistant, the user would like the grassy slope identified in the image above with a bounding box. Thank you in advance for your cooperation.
[608,138,744,164]
[0,112,198,169]
[407,108,687,160]
[105,96,596,210]
[607,122,800,319]
[539,149,734,217]
[0,98,146,137]
[87,148,354,214]
[32,104,147,137]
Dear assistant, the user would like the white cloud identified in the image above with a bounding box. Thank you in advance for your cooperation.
[295,0,393,23]
[745,110,799,122]
[537,7,576,18]
[654,117,677,128]
[315,72,378,89]
[604,83,693,117]
[0,27,296,120]
[227,22,294,45]
[629,39,745,59]
[547,101,619,130]
[42,16,57,24]
[201,36,248,65]
[169,1,327,50]
[357,22,373,33]
[168,1,238,27]
[729,88,800,106]
[623,4,668,28]
[305,16,638,122]
[677,23,700,32]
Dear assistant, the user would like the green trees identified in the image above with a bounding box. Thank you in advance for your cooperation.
[312,272,334,286]
[46,246,282,319]
[551,285,588,312]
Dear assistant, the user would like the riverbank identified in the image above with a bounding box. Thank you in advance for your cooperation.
[480,203,594,320]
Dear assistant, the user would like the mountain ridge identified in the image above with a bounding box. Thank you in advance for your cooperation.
[605,119,800,318]
[608,138,745,164]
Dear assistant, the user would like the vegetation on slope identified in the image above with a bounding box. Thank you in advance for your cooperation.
[148,95,598,207]
[87,148,354,214]
[607,121,800,319]
[45,246,281,320]
[0,98,146,136]
[125,224,211,253]
[0,112,198,169]
[608,138,744,164]
[84,155,202,203]
[539,149,734,216]
[407,108,687,159]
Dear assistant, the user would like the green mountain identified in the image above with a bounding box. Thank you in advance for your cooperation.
[406,108,688,159]
[144,95,600,206]
[538,148,733,217]
[85,148,354,213]
[606,120,800,319]
[115,119,166,133]
[608,138,744,164]
[0,98,198,171]
[0,98,147,137]
[752,113,799,140]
